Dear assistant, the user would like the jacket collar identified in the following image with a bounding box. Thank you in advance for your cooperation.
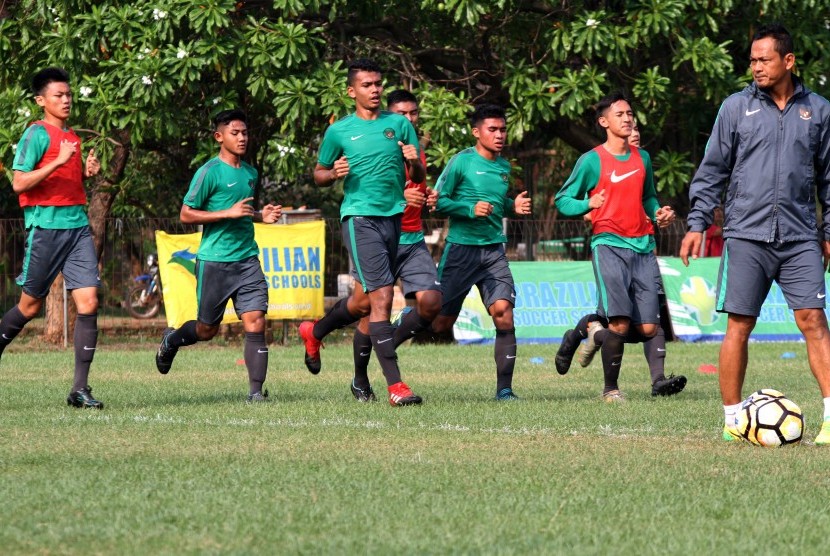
[749,74,809,102]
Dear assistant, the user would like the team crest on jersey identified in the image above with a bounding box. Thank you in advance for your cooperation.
[501,173,509,183]
[248,179,255,189]
[383,128,396,140]
[800,107,812,120]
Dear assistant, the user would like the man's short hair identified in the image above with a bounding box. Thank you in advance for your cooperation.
[347,58,382,86]
[470,104,506,127]
[595,91,631,121]
[32,67,70,96]
[213,109,247,130]
[387,89,417,108]
[752,23,794,57]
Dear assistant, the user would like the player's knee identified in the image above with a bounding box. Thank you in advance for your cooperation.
[796,309,829,337]
[196,323,219,341]
[417,291,442,321]
[639,324,658,338]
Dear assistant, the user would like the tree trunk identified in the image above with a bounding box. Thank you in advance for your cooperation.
[41,129,131,344]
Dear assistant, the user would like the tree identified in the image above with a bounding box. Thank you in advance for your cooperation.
[2,0,830,338]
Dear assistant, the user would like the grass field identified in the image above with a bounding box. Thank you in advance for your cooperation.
[2,336,829,554]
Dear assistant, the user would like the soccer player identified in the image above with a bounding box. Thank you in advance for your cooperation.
[679,24,830,443]
[349,89,442,402]
[154,109,281,402]
[555,92,676,402]
[0,67,103,408]
[555,119,686,397]
[299,59,426,406]
[429,104,532,401]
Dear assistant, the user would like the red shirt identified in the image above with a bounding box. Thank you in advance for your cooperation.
[19,120,86,208]
[590,145,654,238]
[400,149,428,233]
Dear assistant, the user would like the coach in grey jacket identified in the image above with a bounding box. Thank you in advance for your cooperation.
[679,23,830,445]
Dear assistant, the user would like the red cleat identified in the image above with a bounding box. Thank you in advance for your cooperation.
[387,381,423,406]
[298,320,323,374]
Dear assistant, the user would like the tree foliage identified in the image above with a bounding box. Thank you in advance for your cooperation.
[2,0,830,220]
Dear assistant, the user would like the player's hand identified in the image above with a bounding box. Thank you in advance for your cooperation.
[588,189,606,209]
[473,201,494,217]
[655,205,676,229]
[261,204,282,224]
[425,187,438,211]
[84,148,100,177]
[514,190,531,215]
[404,186,426,208]
[679,231,704,266]
[583,212,593,223]
[331,156,349,180]
[227,197,255,219]
[398,141,419,162]
[56,139,78,165]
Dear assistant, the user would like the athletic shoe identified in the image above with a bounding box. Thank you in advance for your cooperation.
[578,320,604,368]
[651,374,687,397]
[298,320,323,374]
[602,389,626,403]
[391,306,412,329]
[722,424,741,442]
[814,418,830,446]
[495,387,520,401]
[66,386,104,409]
[388,381,422,406]
[246,389,270,403]
[155,327,178,375]
[554,329,579,375]
[350,380,377,402]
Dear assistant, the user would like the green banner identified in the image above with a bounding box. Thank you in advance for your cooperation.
[453,257,811,344]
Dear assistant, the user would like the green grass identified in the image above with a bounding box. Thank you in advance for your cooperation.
[2,339,829,554]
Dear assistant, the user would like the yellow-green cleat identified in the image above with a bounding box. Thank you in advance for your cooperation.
[814,418,830,446]
[722,424,741,442]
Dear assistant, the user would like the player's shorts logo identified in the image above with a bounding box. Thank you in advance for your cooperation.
[383,128,396,140]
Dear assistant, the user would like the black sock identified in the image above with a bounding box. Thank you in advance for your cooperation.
[0,305,32,357]
[574,314,594,337]
[368,321,401,386]
[643,327,667,384]
[167,320,200,348]
[72,313,98,392]
[393,308,431,347]
[313,298,359,340]
[353,329,373,389]
[494,328,517,391]
[600,331,625,393]
[244,332,268,395]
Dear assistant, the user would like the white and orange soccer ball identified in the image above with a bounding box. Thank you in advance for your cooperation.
[736,389,804,446]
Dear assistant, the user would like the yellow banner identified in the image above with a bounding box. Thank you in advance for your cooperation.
[155,220,326,328]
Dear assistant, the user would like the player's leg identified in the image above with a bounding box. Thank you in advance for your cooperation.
[0,292,42,361]
[351,315,375,401]
[594,317,629,401]
[557,313,604,375]
[392,240,442,346]
[232,257,270,401]
[156,259,225,374]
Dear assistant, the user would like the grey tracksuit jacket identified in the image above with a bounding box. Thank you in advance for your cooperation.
[687,76,830,242]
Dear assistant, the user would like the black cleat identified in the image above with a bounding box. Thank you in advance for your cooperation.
[652,374,687,397]
[247,389,270,403]
[155,327,178,375]
[495,387,521,401]
[67,386,104,409]
[555,329,580,375]
[350,380,377,402]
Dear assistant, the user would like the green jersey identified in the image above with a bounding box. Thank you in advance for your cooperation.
[555,149,659,254]
[434,148,514,245]
[317,111,420,221]
[183,157,259,262]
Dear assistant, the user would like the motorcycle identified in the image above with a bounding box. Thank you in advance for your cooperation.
[126,253,162,319]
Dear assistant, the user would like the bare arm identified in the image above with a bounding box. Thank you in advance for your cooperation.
[314,157,349,187]
[180,197,255,224]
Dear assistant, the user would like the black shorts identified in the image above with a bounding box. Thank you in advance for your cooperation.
[592,244,660,325]
[437,242,515,316]
[342,216,401,293]
[395,240,440,298]
[195,256,268,325]
[17,226,100,299]
[717,238,826,316]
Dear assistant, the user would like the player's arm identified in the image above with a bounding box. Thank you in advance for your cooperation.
[314,158,349,187]
[11,126,74,194]
[641,151,662,221]
[83,149,100,179]
[181,197,255,224]
[814,109,830,268]
[554,152,599,217]
[434,157,476,218]
[399,120,425,183]
[256,204,283,224]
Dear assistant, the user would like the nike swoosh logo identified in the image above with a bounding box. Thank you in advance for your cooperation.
[434,281,441,285]
[359,352,370,356]
[227,182,237,187]
[1,334,10,340]
[609,169,639,183]
[376,338,392,344]
[506,355,516,359]
[818,293,826,299]
[350,135,364,141]
[657,348,666,352]
[257,348,268,353]
[83,346,96,351]
[476,171,487,175]
[611,362,620,366]
[745,108,761,116]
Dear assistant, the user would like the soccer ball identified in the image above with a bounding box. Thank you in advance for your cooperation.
[735,389,804,446]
